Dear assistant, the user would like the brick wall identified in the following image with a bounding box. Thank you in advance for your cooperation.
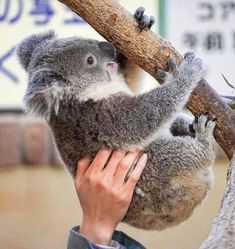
[0,113,62,167]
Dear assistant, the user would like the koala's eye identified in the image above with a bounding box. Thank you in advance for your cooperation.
[87,56,94,65]
[84,54,97,68]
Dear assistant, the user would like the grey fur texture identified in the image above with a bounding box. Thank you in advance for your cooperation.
[17,31,215,230]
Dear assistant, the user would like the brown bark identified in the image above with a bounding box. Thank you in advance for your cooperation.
[58,0,235,160]
[199,154,235,249]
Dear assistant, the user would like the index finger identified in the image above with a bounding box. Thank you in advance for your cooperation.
[75,157,92,183]
[124,153,147,191]
[85,149,112,175]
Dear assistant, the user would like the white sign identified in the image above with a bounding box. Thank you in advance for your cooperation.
[166,0,235,96]
[0,0,157,109]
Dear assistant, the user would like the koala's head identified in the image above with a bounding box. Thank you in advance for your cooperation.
[17,31,118,91]
[17,31,120,119]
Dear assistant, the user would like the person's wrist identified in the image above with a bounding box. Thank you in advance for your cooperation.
[80,218,115,245]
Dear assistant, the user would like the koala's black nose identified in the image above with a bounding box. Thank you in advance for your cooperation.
[98,42,116,59]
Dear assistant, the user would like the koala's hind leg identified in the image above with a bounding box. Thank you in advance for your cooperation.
[163,113,216,171]
[128,119,216,229]
[145,116,215,179]
[125,131,216,230]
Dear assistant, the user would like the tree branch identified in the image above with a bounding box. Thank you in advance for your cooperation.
[58,0,235,159]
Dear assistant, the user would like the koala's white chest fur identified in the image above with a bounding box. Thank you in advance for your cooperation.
[79,74,134,102]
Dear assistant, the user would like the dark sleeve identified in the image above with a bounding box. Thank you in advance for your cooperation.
[67,226,145,249]
[67,226,93,249]
[112,230,146,249]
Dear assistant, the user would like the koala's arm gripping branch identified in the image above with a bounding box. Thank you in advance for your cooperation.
[57,0,235,160]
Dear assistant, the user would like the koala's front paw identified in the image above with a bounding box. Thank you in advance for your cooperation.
[155,55,178,82]
[156,52,205,86]
[134,7,155,32]
[193,112,216,140]
[178,52,205,86]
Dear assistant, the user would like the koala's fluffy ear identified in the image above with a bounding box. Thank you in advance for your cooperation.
[16,31,55,71]
[24,68,65,121]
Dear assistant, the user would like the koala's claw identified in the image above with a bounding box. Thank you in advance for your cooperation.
[168,56,177,73]
[183,52,197,66]
[194,115,199,124]
[148,16,155,29]
[156,67,167,79]
[212,116,217,122]
[134,7,145,21]
[184,51,195,60]
[193,113,216,139]
[156,55,177,80]
[134,7,155,31]
[139,15,155,31]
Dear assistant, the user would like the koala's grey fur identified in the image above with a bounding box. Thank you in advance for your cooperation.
[16,31,216,230]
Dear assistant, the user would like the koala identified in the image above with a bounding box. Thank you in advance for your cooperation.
[16,8,216,230]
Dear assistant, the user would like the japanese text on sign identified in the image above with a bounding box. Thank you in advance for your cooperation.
[167,0,235,95]
[183,1,235,52]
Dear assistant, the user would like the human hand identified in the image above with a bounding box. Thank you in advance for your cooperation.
[74,149,147,245]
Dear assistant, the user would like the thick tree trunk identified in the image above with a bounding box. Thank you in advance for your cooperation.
[57,0,235,160]
[199,154,235,249]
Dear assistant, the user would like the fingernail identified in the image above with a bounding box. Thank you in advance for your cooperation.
[139,153,148,164]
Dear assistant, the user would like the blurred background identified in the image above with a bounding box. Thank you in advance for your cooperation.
[0,0,234,248]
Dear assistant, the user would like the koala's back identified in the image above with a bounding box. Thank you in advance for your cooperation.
[49,100,102,177]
